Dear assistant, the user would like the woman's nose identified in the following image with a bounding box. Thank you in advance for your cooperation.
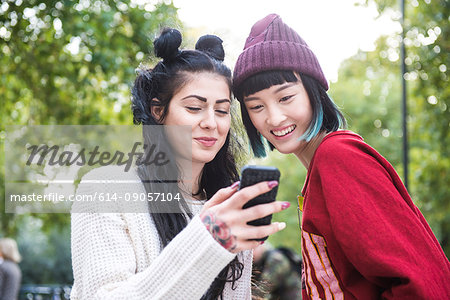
[266,105,287,127]
[199,109,217,130]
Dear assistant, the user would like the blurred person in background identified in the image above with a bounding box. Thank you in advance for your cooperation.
[0,238,22,300]
[252,243,302,300]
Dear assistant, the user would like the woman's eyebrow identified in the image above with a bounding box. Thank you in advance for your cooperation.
[244,82,298,102]
[181,95,207,102]
[244,96,260,102]
[181,95,230,104]
[274,82,297,93]
[216,99,231,104]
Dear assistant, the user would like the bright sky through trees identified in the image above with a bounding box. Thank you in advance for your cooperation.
[173,0,400,82]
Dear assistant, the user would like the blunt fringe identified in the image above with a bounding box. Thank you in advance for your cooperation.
[234,70,346,157]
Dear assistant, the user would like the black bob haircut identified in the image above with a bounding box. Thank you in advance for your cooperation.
[233,70,346,157]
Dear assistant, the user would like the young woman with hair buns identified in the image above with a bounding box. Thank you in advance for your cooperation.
[70,28,289,300]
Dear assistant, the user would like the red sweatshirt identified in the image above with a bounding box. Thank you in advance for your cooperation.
[300,131,450,300]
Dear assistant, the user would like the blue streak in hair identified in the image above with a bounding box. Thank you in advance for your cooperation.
[299,106,323,142]
[253,134,267,158]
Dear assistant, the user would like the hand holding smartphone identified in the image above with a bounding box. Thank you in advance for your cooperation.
[239,165,280,239]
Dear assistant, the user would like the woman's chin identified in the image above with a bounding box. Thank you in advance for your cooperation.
[270,142,300,155]
[192,153,216,165]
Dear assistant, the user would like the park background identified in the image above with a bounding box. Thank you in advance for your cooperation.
[0,0,448,291]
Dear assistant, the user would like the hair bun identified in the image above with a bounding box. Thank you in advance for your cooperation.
[195,35,225,62]
[153,28,182,61]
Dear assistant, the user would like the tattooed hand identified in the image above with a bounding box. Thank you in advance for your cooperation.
[201,211,237,251]
[199,180,289,253]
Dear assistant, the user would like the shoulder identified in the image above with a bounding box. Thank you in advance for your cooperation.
[0,260,21,276]
[73,165,146,213]
[316,131,366,159]
[314,131,383,169]
[76,165,142,193]
[309,131,397,188]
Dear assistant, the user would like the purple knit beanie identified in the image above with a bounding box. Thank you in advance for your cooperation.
[233,14,328,90]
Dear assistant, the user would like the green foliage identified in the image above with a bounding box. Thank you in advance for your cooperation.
[1,0,181,234]
[356,0,398,14]
[0,0,180,127]
[17,217,72,284]
[401,0,450,254]
[332,36,403,167]
[1,0,182,283]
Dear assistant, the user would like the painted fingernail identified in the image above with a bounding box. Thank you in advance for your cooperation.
[277,222,286,230]
[281,202,291,210]
[230,181,240,189]
[267,181,278,189]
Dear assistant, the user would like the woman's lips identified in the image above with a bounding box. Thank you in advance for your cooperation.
[194,137,217,147]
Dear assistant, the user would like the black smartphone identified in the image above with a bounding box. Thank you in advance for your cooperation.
[239,165,280,238]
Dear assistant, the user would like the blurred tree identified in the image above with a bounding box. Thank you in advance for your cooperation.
[331,36,402,167]
[0,0,182,283]
[17,216,72,284]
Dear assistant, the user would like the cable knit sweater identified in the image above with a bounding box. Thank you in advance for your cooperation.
[70,166,252,300]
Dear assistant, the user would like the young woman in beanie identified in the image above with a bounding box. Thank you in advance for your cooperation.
[233,13,450,300]
[71,28,289,300]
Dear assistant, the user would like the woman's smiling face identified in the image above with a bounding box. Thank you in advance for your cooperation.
[160,72,232,165]
[243,77,313,156]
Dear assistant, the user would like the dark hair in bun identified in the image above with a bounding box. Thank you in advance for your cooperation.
[153,27,182,61]
[195,34,225,62]
[131,29,242,300]
[133,29,231,126]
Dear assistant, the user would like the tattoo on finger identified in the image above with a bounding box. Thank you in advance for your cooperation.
[200,211,237,251]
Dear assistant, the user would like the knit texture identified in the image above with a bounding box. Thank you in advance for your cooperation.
[233,13,328,90]
[301,131,450,299]
[70,165,252,299]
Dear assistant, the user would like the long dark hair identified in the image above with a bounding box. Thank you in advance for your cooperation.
[131,28,243,299]
[234,70,346,157]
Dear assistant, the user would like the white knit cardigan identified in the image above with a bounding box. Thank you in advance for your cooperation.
[70,166,252,300]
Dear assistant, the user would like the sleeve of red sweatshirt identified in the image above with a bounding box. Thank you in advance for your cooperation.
[315,137,450,299]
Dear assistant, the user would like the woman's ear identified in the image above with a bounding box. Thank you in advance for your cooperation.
[151,98,164,122]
